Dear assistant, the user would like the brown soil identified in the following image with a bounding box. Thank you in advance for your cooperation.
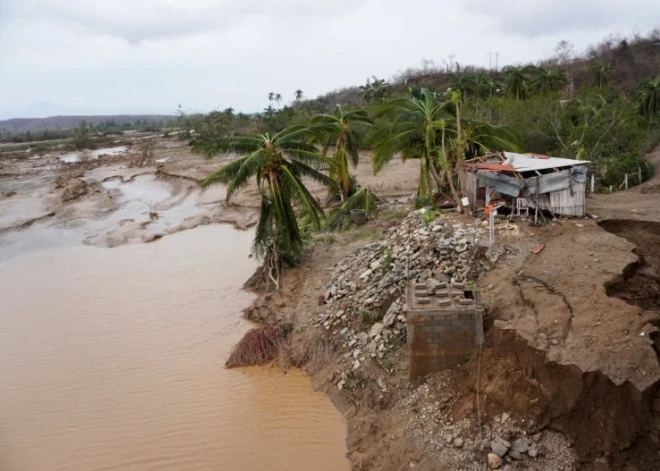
[246,147,660,470]
[599,220,660,311]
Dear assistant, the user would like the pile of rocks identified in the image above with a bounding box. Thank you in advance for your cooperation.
[315,211,484,373]
[487,436,540,469]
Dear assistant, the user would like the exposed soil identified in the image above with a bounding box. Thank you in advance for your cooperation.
[246,147,660,470]
[599,220,660,311]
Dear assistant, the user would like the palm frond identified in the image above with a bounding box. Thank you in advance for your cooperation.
[201,155,250,189]
[224,148,266,199]
[280,166,325,229]
[191,135,262,158]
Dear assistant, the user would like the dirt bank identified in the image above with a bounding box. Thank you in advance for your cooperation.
[243,149,660,470]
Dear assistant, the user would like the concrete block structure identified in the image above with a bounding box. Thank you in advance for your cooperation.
[406,281,483,380]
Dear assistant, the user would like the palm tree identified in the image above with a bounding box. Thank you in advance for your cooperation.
[471,73,502,99]
[275,93,283,108]
[371,89,451,201]
[268,92,275,102]
[503,65,537,101]
[263,105,276,118]
[295,89,304,101]
[371,77,389,101]
[191,127,336,290]
[371,90,522,208]
[591,63,613,89]
[448,71,476,100]
[532,69,569,94]
[359,78,374,103]
[311,105,373,199]
[638,78,660,128]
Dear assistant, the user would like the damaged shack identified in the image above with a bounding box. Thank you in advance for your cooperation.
[465,152,590,217]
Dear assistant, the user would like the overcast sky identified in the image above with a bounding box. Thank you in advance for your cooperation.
[0,0,658,117]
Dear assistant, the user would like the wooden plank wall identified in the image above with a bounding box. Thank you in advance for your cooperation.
[465,172,480,210]
[550,182,586,216]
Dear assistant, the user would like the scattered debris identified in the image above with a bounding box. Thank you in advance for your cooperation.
[531,244,545,254]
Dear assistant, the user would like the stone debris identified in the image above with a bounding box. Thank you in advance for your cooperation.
[315,211,485,374]
[402,377,576,470]
[487,453,504,469]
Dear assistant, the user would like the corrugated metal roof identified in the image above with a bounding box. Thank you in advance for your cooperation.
[467,163,515,172]
[478,171,525,197]
[503,152,590,172]
[523,170,571,195]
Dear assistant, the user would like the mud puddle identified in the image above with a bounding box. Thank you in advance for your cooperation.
[0,225,349,471]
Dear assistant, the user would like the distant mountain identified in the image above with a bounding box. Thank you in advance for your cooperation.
[0,114,176,133]
[0,101,176,120]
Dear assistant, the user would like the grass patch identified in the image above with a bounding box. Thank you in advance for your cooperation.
[380,209,409,221]
[358,309,380,328]
[278,332,337,374]
[351,229,380,242]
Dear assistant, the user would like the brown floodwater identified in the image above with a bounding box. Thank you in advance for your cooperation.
[0,225,349,471]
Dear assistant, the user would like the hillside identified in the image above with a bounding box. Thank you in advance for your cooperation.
[314,31,660,107]
[0,114,175,133]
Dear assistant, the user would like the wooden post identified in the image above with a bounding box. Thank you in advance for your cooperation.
[489,210,495,256]
[590,174,595,194]
[534,176,540,226]
[639,167,643,184]
[625,174,628,190]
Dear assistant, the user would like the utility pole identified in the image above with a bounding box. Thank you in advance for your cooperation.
[487,51,500,71]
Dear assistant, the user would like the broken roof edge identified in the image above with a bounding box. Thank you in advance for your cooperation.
[503,151,590,171]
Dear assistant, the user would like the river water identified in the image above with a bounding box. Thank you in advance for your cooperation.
[0,224,349,471]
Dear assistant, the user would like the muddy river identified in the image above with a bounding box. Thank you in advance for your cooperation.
[0,225,349,470]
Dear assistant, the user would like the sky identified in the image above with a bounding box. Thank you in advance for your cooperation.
[0,0,658,117]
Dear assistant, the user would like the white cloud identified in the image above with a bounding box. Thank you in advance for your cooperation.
[462,0,659,38]
[0,0,658,116]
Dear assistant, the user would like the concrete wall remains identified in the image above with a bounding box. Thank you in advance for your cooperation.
[406,281,483,380]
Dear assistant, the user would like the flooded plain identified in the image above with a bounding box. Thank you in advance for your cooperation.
[59,146,128,163]
[0,225,349,471]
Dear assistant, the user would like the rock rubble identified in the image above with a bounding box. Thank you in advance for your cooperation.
[314,211,485,376]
